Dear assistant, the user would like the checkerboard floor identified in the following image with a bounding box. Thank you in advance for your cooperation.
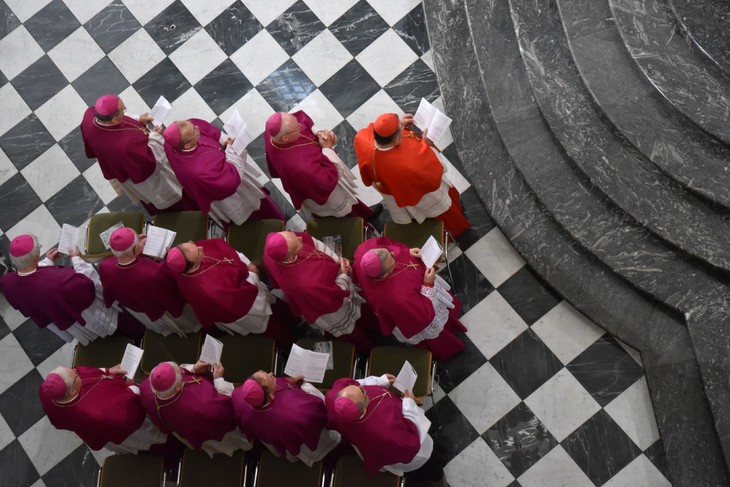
[0,1,671,485]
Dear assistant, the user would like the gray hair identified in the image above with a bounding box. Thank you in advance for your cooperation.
[111,232,139,259]
[10,235,41,269]
[152,361,183,399]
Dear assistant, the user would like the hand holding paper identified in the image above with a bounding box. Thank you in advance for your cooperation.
[120,344,143,380]
[149,96,172,127]
[392,360,418,394]
[200,335,224,366]
[420,235,443,269]
[413,98,452,147]
[284,344,330,383]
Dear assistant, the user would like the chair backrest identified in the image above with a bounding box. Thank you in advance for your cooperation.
[140,331,202,375]
[383,219,445,254]
[178,449,246,487]
[254,450,323,487]
[306,217,364,261]
[332,455,401,487]
[227,219,285,266]
[72,335,133,368]
[98,454,164,487]
[296,338,355,391]
[84,211,145,261]
[367,346,433,401]
[152,211,209,247]
[219,334,276,385]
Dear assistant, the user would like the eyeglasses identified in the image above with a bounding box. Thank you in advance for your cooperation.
[280,122,302,138]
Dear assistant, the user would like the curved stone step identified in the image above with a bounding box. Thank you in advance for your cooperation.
[423,0,729,483]
[605,0,730,145]
[668,0,730,75]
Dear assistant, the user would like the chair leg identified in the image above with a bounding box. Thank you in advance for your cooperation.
[444,230,455,286]
[431,361,441,430]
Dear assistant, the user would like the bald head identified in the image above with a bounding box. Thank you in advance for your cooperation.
[281,231,302,261]
[271,113,301,144]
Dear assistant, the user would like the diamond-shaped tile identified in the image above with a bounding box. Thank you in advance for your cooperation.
[643,439,671,481]
[11,319,65,366]
[356,29,418,86]
[0,173,43,230]
[291,89,344,134]
[204,2,262,56]
[62,0,113,24]
[6,205,62,254]
[393,3,429,56]
[267,0,326,56]
[425,395,480,463]
[292,29,353,86]
[256,59,316,113]
[464,227,526,289]
[0,334,35,396]
[47,27,105,82]
[384,58,439,116]
[122,0,174,25]
[0,440,40,486]
[144,0,202,55]
[0,84,31,138]
[531,301,604,365]
[462,291,528,360]
[194,59,253,116]
[82,163,120,205]
[41,444,100,487]
[0,148,14,188]
[132,57,191,108]
[35,341,75,380]
[83,1,140,54]
[301,0,357,26]
[241,0,296,27]
[329,0,389,56]
[602,454,671,487]
[442,253,494,314]
[367,0,421,26]
[331,120,358,168]
[433,333,487,393]
[108,28,166,84]
[23,0,80,51]
[34,84,88,141]
[180,0,235,26]
[229,30,288,87]
[320,59,380,118]
[11,55,69,111]
[71,56,130,106]
[21,145,80,202]
[603,376,660,450]
[496,266,560,325]
[0,412,14,451]
[0,293,27,331]
[445,437,514,487]
[0,114,56,171]
[517,445,593,487]
[0,367,45,437]
[4,0,51,22]
[345,88,402,131]
[46,175,105,227]
[169,29,227,85]
[0,1,21,39]
[18,415,84,476]
[0,26,44,81]
[165,87,217,123]
[58,127,93,173]
[219,88,275,140]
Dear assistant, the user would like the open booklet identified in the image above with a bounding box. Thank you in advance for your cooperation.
[58,223,82,255]
[142,226,176,259]
[392,360,418,394]
[223,109,253,155]
[149,96,172,127]
[413,98,452,147]
[284,344,331,383]
[199,335,224,366]
[420,235,443,269]
[120,343,144,380]
[99,222,125,250]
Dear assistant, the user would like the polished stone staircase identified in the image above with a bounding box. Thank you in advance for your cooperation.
[422,0,730,484]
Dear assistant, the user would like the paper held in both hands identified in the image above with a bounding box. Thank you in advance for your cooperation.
[284,344,332,383]
[149,96,172,127]
[420,235,443,269]
[224,109,253,155]
[142,226,176,259]
[200,335,224,366]
[120,344,144,380]
[413,98,452,147]
[58,224,82,255]
[392,360,418,394]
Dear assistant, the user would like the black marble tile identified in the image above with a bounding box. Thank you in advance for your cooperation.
[0,173,43,230]
[246,134,268,177]
[0,316,10,341]
[482,402,559,477]
[46,175,105,227]
[434,333,487,393]
[144,0,202,55]
[59,127,94,173]
[0,114,56,171]
[0,233,10,274]
[0,369,45,436]
[439,252,493,315]
[644,439,671,481]
[84,0,141,54]
[425,395,479,463]
[566,335,645,407]
[0,70,6,87]
[72,56,130,107]
[12,318,66,366]
[497,267,560,325]
[106,194,147,220]
[210,117,224,131]
[42,445,99,487]
[133,58,192,107]
[0,0,20,39]
[393,4,430,56]
[331,120,358,169]
[453,186,496,252]
[11,55,69,110]
[384,59,439,116]
[490,328,562,399]
[561,409,641,485]
[319,60,380,118]
[23,0,80,51]
[194,59,253,115]
[205,3,262,56]
[0,441,40,486]
[256,59,316,113]
[264,180,297,221]
[267,0,326,56]
[329,0,389,56]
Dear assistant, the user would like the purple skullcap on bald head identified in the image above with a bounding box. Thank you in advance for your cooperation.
[166,247,186,273]
[265,113,283,137]
[240,379,265,407]
[110,227,135,252]
[150,363,177,393]
[41,373,68,400]
[265,232,288,262]
[334,396,361,421]
[360,250,383,279]
[163,123,181,147]
[9,235,34,257]
[95,95,119,116]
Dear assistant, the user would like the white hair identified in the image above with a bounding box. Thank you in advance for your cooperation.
[10,235,40,269]
[110,232,139,259]
[50,366,74,391]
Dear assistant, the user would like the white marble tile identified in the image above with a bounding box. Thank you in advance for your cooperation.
[0,413,15,451]
[444,437,514,487]
[616,338,643,366]
[0,294,27,331]
[419,378,445,413]
[166,87,217,124]
[292,29,353,86]
[604,377,660,450]
[347,164,383,207]
[47,27,105,82]
[366,0,421,26]
[83,163,121,204]
[34,85,89,141]
[18,416,83,476]
[62,0,113,24]
[524,368,601,442]
[292,90,344,133]
[117,86,151,118]
[0,334,35,395]
[244,155,270,186]
[169,29,227,85]
[108,28,166,84]
[4,0,51,22]
[449,362,521,434]
[0,84,31,137]
[6,205,62,254]
[220,88,275,139]
[89,446,115,467]
[36,341,76,379]
[345,89,402,132]
[462,291,529,359]
[30,479,47,487]
[0,26,45,80]
[229,30,289,87]
[531,301,605,365]
[302,0,358,26]
[21,145,80,202]
[241,0,297,27]
[464,227,526,288]
[421,50,434,72]
[518,445,594,487]
[430,97,455,149]
[121,0,175,25]
[440,151,470,194]
[180,0,236,26]
[0,147,17,187]
[356,29,418,87]
[270,178,295,208]
[603,455,671,487]
[285,214,306,233]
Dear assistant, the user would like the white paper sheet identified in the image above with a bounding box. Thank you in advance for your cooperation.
[99,222,125,250]
[284,344,330,383]
[420,235,443,269]
[392,360,418,394]
[413,97,452,146]
[58,224,80,255]
[224,109,253,154]
[149,96,172,127]
[120,344,144,380]
[142,226,176,259]
[200,335,224,366]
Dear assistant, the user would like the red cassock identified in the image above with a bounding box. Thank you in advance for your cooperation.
[264,111,339,209]
[80,107,156,184]
[40,367,147,450]
[231,377,328,457]
[165,119,241,214]
[326,378,421,475]
[0,267,95,330]
[139,369,236,449]
[171,239,258,328]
